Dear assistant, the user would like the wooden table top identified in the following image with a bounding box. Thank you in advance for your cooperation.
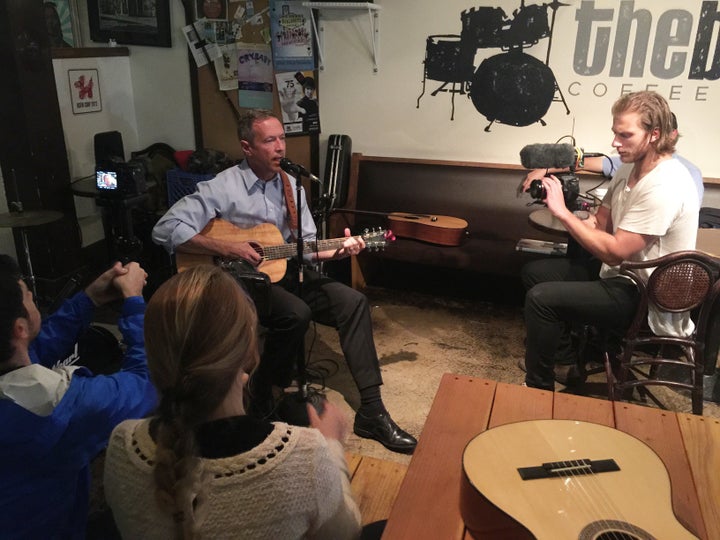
[383,374,720,540]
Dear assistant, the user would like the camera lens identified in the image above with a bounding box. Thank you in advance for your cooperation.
[528,179,546,200]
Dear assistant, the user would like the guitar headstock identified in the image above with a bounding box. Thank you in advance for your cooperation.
[361,228,394,251]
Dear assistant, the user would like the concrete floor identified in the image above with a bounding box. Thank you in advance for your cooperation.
[310,285,720,465]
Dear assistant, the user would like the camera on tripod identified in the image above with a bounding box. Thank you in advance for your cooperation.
[95,157,147,199]
[528,173,580,208]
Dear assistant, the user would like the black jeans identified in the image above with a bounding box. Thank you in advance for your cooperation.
[254,264,383,393]
[521,257,639,390]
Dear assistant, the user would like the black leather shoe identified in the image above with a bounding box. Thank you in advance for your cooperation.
[518,358,585,386]
[353,410,417,454]
[554,363,586,386]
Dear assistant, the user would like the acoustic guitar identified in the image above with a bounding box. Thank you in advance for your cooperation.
[386,213,468,247]
[175,218,391,282]
[460,419,698,540]
[333,209,468,246]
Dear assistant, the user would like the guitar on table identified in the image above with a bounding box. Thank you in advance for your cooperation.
[460,419,698,540]
[175,218,392,282]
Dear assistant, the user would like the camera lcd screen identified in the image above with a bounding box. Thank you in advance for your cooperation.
[96,170,118,191]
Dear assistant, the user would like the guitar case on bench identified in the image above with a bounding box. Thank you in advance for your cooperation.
[319,134,352,281]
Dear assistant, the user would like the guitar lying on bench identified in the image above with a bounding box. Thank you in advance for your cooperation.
[175,218,391,282]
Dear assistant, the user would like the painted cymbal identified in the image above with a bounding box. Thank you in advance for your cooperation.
[0,210,64,228]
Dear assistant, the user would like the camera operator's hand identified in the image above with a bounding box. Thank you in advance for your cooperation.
[521,168,549,193]
[113,262,147,299]
[543,175,573,219]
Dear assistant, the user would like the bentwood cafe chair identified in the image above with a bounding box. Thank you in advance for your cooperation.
[603,250,720,415]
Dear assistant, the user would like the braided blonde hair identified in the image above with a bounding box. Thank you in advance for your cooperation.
[144,265,259,538]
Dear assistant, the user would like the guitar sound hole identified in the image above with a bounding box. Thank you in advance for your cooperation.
[580,520,654,540]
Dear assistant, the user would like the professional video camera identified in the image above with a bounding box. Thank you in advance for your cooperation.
[95,157,147,198]
[527,173,580,206]
[519,142,601,210]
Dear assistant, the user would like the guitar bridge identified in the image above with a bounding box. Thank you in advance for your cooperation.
[518,458,620,480]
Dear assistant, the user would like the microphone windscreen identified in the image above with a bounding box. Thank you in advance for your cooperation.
[520,144,576,169]
[279,158,297,175]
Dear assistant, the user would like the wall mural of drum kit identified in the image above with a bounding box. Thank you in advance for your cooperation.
[417,0,571,131]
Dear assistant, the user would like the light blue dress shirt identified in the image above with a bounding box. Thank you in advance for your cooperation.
[152,160,318,254]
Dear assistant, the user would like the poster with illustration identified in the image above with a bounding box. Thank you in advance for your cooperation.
[269,0,314,72]
[276,69,319,135]
[68,69,101,114]
[237,43,274,109]
[215,44,239,90]
[183,20,222,67]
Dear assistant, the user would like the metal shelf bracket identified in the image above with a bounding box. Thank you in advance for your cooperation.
[302,2,381,72]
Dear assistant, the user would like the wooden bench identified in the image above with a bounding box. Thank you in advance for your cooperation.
[328,153,603,290]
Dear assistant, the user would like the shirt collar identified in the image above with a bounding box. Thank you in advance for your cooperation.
[240,159,281,194]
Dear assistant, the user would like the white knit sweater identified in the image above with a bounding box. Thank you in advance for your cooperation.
[103,419,361,539]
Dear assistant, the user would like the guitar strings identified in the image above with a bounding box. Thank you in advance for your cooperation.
[562,455,635,539]
[250,233,380,261]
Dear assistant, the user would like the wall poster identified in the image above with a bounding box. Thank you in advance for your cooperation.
[68,69,102,114]
[269,0,314,72]
[237,42,274,109]
[276,70,319,135]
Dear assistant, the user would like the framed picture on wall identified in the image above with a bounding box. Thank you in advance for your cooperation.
[68,69,102,114]
[87,0,172,47]
[45,0,82,48]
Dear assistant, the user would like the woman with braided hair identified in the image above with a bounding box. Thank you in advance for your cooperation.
[103,265,361,539]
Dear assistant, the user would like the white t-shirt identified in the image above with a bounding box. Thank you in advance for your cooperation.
[599,158,699,336]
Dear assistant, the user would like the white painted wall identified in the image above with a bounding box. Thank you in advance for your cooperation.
[51,0,196,246]
[73,0,196,154]
[53,56,139,178]
[314,0,720,178]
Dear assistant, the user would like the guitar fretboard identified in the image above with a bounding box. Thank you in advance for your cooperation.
[259,236,359,261]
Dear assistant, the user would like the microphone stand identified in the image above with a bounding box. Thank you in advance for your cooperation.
[277,168,323,426]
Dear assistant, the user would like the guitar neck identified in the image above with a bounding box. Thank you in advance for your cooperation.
[263,236,355,261]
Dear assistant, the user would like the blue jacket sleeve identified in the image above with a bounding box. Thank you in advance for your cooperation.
[57,296,157,463]
[29,292,96,368]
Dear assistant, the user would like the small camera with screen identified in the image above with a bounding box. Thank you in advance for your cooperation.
[95,158,147,198]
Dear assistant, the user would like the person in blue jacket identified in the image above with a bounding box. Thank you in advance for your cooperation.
[0,254,157,539]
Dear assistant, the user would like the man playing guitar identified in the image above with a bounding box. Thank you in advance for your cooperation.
[152,109,416,454]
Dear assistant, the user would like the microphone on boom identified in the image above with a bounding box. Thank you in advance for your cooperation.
[279,157,321,183]
[520,143,605,171]
[520,143,577,170]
